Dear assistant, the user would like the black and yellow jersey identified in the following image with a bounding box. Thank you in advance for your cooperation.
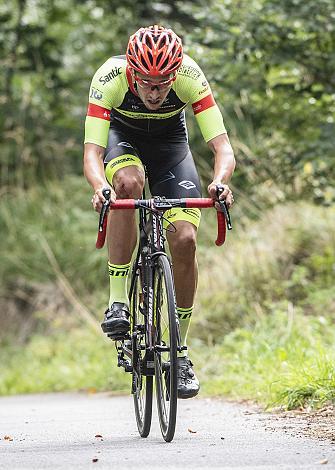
[84,54,226,147]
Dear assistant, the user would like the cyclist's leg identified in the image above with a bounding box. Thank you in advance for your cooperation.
[149,149,201,397]
[101,129,145,336]
[105,131,145,276]
[149,148,201,308]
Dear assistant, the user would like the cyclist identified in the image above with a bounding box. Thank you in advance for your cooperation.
[83,25,235,399]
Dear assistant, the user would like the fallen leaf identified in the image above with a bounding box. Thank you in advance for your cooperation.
[95,434,103,438]
[319,460,328,465]
[188,428,197,434]
[4,436,13,441]
[92,458,99,463]
[220,437,225,440]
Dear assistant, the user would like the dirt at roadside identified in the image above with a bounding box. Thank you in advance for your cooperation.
[264,405,335,444]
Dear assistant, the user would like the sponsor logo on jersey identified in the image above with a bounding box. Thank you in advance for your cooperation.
[178,180,196,189]
[160,103,175,110]
[178,64,201,80]
[90,87,103,100]
[99,67,122,85]
[87,103,110,121]
[199,86,209,95]
[192,94,216,115]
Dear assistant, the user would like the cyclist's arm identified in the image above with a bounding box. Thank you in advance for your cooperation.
[176,55,227,142]
[83,59,125,209]
[208,133,235,185]
[83,142,108,191]
[84,143,115,211]
[207,133,235,206]
[176,56,235,202]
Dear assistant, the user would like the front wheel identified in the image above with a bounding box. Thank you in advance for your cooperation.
[130,263,153,438]
[153,255,178,442]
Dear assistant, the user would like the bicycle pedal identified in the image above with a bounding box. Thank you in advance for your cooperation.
[107,331,131,341]
[123,339,132,350]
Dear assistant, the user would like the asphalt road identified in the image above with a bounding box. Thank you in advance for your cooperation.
[0,393,334,469]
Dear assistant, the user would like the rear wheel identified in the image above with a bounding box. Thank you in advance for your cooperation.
[153,255,178,442]
[131,263,153,438]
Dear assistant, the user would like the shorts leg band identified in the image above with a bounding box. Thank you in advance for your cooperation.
[163,208,201,229]
[105,154,144,185]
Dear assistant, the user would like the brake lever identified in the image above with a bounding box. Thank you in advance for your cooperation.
[216,184,233,230]
[98,188,111,232]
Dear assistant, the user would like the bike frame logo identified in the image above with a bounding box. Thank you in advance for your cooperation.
[148,286,154,327]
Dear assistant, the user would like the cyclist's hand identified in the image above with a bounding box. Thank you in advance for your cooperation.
[91,185,116,212]
[208,182,234,208]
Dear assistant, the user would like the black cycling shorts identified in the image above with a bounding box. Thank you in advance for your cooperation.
[103,125,202,228]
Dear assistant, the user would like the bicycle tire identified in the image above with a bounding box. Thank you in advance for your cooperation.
[153,255,178,442]
[131,263,153,438]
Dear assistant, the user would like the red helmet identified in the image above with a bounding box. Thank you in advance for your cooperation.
[126,25,183,76]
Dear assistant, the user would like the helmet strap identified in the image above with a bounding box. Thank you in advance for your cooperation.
[126,65,139,96]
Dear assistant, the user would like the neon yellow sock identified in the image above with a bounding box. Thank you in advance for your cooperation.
[177,306,193,358]
[108,262,131,308]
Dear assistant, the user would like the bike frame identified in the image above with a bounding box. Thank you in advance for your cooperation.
[95,189,232,441]
[96,186,232,375]
[127,199,180,370]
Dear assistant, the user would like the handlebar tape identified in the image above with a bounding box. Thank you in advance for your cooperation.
[96,198,227,248]
[96,215,107,249]
[215,211,226,246]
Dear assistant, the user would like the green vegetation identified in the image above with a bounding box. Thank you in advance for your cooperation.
[1,0,334,203]
[0,0,334,409]
[197,311,335,409]
[0,329,129,395]
[3,308,335,408]
[1,185,334,410]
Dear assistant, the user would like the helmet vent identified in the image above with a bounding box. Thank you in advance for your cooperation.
[147,50,153,65]
[161,58,169,70]
[126,26,183,76]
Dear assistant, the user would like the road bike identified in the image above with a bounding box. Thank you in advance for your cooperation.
[96,186,232,442]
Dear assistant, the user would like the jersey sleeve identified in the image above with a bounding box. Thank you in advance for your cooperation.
[176,56,227,142]
[84,59,125,147]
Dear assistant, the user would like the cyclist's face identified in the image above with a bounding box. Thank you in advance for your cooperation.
[134,72,175,110]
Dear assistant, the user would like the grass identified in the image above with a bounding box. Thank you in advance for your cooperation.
[0,177,334,409]
[0,328,129,396]
[2,309,335,410]
[195,307,335,409]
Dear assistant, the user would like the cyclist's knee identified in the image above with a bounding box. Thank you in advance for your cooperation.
[113,167,145,199]
[168,223,197,258]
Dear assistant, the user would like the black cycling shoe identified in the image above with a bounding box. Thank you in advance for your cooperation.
[177,356,200,399]
[101,302,130,339]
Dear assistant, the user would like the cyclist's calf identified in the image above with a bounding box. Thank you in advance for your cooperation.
[167,221,197,260]
[167,221,197,306]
